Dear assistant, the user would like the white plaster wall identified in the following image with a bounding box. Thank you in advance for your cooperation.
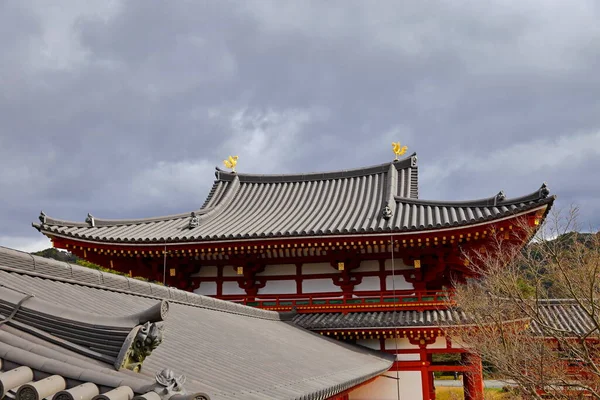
[385,338,419,351]
[355,260,380,272]
[349,371,423,400]
[257,264,296,276]
[449,336,471,350]
[221,281,245,295]
[302,278,341,293]
[258,280,297,295]
[385,274,413,290]
[428,336,447,349]
[302,262,333,275]
[222,266,240,277]
[397,353,421,361]
[385,259,411,270]
[357,339,380,351]
[354,276,381,291]
[193,281,217,296]
[190,265,218,278]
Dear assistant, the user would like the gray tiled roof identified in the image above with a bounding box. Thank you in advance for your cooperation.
[529,299,599,337]
[293,309,472,330]
[295,302,598,339]
[33,154,555,244]
[0,247,393,400]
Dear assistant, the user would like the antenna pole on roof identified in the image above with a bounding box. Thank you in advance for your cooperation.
[163,244,167,285]
[390,226,402,400]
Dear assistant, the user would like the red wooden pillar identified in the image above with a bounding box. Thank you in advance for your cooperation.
[463,352,484,400]
[419,349,435,400]
[295,263,303,294]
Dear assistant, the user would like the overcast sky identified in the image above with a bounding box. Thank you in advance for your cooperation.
[1,1,599,252]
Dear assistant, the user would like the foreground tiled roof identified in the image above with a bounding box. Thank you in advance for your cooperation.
[0,247,393,400]
[33,154,554,244]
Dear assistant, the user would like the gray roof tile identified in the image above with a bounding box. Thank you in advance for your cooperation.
[529,299,598,337]
[293,310,472,330]
[295,301,598,339]
[33,155,554,244]
[0,247,393,400]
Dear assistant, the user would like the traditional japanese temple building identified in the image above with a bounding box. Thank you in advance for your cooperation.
[33,151,555,400]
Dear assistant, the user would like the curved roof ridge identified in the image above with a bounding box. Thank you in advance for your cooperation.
[215,153,417,183]
[192,175,241,226]
[394,183,553,207]
[0,246,282,321]
[33,208,216,228]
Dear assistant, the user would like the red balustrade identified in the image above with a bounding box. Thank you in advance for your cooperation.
[223,290,454,313]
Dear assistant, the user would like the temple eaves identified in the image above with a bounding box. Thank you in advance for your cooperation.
[32,153,554,244]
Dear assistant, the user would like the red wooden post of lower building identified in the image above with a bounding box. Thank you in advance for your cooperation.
[463,352,484,400]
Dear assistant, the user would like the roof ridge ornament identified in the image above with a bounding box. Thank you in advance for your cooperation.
[539,182,550,198]
[143,369,208,400]
[39,211,47,224]
[86,213,95,227]
[223,155,239,173]
[392,142,408,161]
[494,191,506,206]
[117,321,164,372]
[382,204,393,220]
[189,212,200,229]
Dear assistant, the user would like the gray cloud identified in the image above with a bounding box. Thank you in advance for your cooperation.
[1,0,599,249]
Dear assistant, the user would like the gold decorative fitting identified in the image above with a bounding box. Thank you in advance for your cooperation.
[223,155,239,173]
[414,259,421,269]
[237,266,244,275]
[392,142,408,160]
[337,262,345,271]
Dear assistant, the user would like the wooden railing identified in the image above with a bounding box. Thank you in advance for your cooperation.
[227,290,454,313]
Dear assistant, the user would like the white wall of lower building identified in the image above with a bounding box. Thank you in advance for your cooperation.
[385,338,419,351]
[222,266,239,277]
[428,336,447,349]
[194,281,217,296]
[385,274,413,291]
[258,280,297,295]
[221,281,245,295]
[384,259,411,270]
[396,353,420,361]
[357,339,380,351]
[355,260,380,272]
[191,265,218,278]
[349,371,423,400]
[257,264,296,276]
[302,262,333,275]
[302,278,341,293]
[354,276,380,291]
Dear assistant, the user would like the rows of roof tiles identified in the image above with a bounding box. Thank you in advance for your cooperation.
[0,247,279,321]
[293,310,472,330]
[36,195,553,244]
[294,301,598,340]
[529,300,598,337]
[0,247,393,400]
[34,160,553,244]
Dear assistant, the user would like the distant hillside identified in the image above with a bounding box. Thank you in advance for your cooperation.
[31,248,156,283]
[32,247,79,263]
